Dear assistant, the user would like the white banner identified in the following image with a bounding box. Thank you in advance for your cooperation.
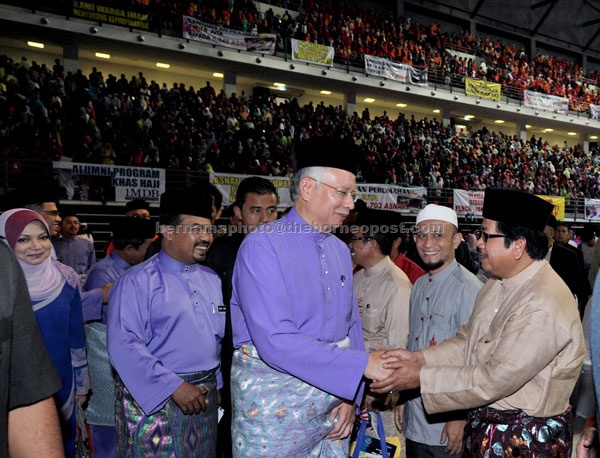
[182,16,276,55]
[53,162,165,202]
[364,55,428,86]
[585,198,600,219]
[523,90,569,115]
[591,104,600,120]
[356,184,427,214]
[291,38,334,66]
[210,173,291,209]
[453,189,484,215]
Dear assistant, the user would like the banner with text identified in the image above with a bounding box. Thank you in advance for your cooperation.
[591,103,600,120]
[585,199,600,220]
[182,16,275,55]
[291,39,334,66]
[356,184,427,214]
[364,55,428,87]
[53,162,165,202]
[210,173,291,208]
[453,189,484,215]
[524,90,569,115]
[465,78,501,101]
[72,1,149,29]
[536,195,565,220]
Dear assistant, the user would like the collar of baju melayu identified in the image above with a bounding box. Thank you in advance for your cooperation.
[110,250,134,269]
[283,207,332,243]
[157,250,200,272]
[498,259,545,290]
[426,258,459,284]
[364,255,393,277]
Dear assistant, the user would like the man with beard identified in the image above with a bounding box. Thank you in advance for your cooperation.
[400,204,482,457]
[107,189,225,457]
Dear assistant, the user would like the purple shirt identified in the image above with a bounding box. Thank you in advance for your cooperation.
[107,251,225,415]
[231,208,368,402]
[83,251,131,322]
[53,236,96,275]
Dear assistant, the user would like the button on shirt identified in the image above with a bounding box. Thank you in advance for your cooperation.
[107,251,225,415]
[404,260,482,446]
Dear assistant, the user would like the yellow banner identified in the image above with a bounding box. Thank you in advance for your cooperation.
[73,1,149,29]
[536,195,565,220]
[465,78,501,101]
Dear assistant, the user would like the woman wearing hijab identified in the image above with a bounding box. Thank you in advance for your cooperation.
[0,208,90,458]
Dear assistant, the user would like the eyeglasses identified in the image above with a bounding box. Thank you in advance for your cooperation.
[306,177,358,202]
[350,235,373,242]
[475,230,506,242]
[42,210,60,217]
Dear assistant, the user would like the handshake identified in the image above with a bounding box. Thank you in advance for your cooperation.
[364,348,425,393]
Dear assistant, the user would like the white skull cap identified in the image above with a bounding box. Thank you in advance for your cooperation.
[416,204,458,228]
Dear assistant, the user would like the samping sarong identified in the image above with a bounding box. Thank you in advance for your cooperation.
[115,369,217,458]
[231,339,351,457]
[463,406,572,457]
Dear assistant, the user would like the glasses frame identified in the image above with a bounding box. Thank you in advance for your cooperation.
[306,177,358,202]
[350,235,373,242]
[475,230,506,243]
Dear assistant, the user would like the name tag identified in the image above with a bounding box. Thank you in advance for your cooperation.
[218,305,227,313]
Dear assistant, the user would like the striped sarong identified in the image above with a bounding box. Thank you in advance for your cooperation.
[231,338,351,457]
[463,406,572,457]
[115,369,217,458]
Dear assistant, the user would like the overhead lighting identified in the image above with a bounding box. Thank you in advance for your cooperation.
[27,41,44,49]
[525,124,532,129]
[95,52,110,59]
[396,103,407,108]
[212,72,224,78]
[433,109,441,114]
[156,62,170,69]
[273,82,286,87]
[494,120,505,124]
[455,124,466,129]
[320,90,332,95]
[567,132,577,136]
[363,98,375,103]
[464,115,475,120]
[591,135,599,140]
[544,128,554,132]
[275,85,287,91]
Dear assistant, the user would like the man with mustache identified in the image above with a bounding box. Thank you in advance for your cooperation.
[372,189,585,457]
[230,136,395,457]
[107,189,225,457]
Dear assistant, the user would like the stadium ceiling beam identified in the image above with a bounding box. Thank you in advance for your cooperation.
[584,26,600,50]
[532,0,558,34]
[470,0,486,18]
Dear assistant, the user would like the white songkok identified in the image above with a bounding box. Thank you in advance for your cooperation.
[416,204,458,228]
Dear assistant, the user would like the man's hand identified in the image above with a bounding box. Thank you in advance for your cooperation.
[326,401,355,440]
[393,404,404,433]
[101,282,114,303]
[441,420,465,456]
[171,381,207,415]
[370,358,421,393]
[381,348,424,367]
[577,425,598,458]
[364,350,398,381]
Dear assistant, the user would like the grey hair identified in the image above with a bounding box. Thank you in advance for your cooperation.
[23,202,44,212]
[289,166,330,202]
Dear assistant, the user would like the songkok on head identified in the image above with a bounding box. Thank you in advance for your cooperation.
[125,198,150,213]
[111,217,156,241]
[416,204,458,228]
[482,188,554,231]
[356,208,402,231]
[159,189,212,220]
[295,136,360,174]
[546,214,558,229]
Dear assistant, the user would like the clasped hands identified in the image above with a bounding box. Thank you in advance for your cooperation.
[365,348,424,394]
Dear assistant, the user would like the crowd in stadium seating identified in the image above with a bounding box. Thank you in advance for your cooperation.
[2,54,600,198]
[180,0,600,108]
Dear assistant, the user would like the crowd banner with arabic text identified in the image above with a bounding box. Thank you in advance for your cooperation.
[364,55,428,86]
[524,90,569,115]
[465,78,501,101]
[291,39,334,66]
[536,195,565,220]
[53,162,165,202]
[72,1,149,29]
[182,16,276,55]
[453,190,484,215]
